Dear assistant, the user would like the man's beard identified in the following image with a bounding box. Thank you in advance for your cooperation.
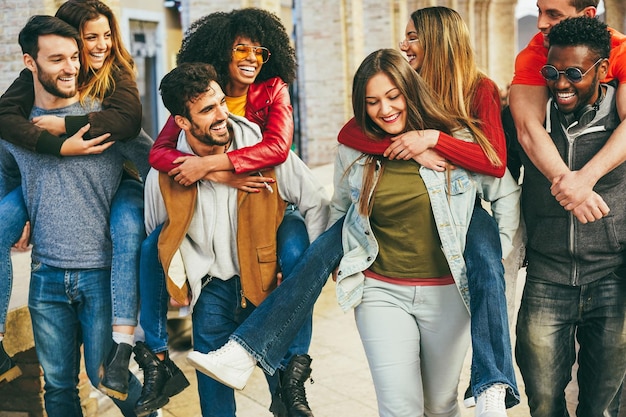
[37,64,77,99]
[189,120,231,147]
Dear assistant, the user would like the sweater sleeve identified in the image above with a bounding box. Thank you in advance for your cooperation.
[64,68,142,142]
[0,69,65,154]
[434,78,507,178]
[148,115,190,172]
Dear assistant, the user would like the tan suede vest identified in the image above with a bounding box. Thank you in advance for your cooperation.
[157,171,286,307]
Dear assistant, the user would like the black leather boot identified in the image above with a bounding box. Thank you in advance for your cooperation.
[280,355,314,417]
[269,383,288,417]
[133,342,190,416]
[98,342,133,400]
[0,340,22,384]
[161,353,190,398]
[133,342,170,417]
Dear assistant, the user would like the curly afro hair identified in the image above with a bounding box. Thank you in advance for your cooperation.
[548,16,611,60]
[177,8,297,88]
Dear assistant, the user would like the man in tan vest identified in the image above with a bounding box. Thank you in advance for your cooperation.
[143,62,329,416]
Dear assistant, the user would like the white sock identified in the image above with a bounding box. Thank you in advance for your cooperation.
[112,331,134,346]
[0,335,4,343]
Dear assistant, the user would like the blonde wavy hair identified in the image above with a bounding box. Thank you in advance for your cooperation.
[410,6,501,167]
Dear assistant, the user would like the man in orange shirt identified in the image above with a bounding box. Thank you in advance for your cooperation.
[509,0,626,224]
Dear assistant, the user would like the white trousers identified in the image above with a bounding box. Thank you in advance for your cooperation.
[355,278,470,417]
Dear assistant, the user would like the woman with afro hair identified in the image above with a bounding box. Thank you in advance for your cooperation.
[137,8,315,417]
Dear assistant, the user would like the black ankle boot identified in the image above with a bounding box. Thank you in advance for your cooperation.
[0,341,22,384]
[133,342,170,417]
[98,342,133,400]
[161,354,190,398]
[269,383,288,417]
[133,342,190,416]
[280,355,314,417]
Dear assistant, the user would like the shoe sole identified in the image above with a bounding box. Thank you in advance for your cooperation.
[135,396,169,417]
[463,397,476,408]
[186,354,247,390]
[0,365,22,384]
[98,382,129,401]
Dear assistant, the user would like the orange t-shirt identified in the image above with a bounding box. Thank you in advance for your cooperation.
[512,28,626,86]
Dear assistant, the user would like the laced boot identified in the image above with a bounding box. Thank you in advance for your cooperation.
[133,342,170,417]
[161,353,190,398]
[98,342,133,400]
[269,380,288,417]
[280,355,314,417]
[0,341,22,384]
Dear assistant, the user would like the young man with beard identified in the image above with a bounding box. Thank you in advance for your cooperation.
[0,15,148,416]
[513,16,626,417]
[144,62,329,416]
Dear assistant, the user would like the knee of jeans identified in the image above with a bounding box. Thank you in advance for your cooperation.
[0,195,28,246]
[278,243,308,275]
[111,210,145,241]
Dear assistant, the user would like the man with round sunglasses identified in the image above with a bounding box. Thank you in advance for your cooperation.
[509,0,626,225]
[512,16,626,417]
[541,57,603,84]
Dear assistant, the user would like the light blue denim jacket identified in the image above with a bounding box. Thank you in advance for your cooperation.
[330,144,521,312]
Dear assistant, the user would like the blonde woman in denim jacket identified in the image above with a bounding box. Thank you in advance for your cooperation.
[330,48,520,417]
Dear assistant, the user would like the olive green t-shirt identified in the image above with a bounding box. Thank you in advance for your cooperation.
[369,159,451,278]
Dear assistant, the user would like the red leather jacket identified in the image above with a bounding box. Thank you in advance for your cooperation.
[149,76,293,174]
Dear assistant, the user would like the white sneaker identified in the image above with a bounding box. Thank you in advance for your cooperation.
[187,340,256,390]
[475,384,507,417]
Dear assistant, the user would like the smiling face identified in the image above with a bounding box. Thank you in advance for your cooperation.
[536,0,596,47]
[546,45,606,115]
[81,14,112,71]
[226,36,264,96]
[399,19,424,72]
[26,34,80,100]
[177,80,231,154]
[365,72,407,135]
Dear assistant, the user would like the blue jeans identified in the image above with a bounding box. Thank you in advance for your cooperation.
[138,224,170,354]
[139,207,312,360]
[275,205,311,365]
[192,275,259,416]
[110,178,144,326]
[231,217,345,374]
[465,204,519,406]
[28,263,143,417]
[0,179,143,333]
[516,274,626,417]
[0,186,28,334]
